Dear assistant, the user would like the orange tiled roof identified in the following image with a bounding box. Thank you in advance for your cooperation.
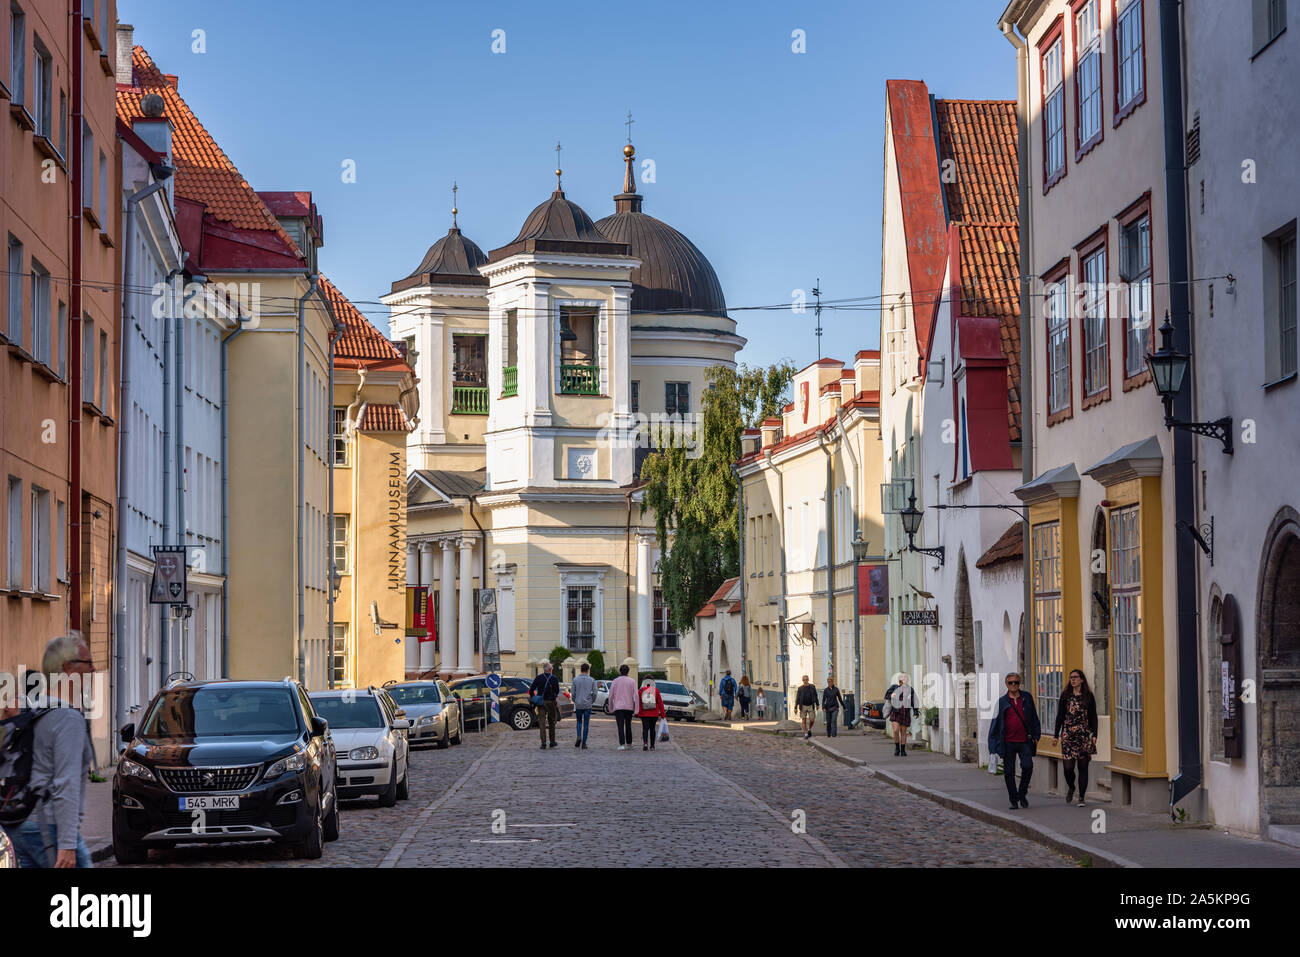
[116,47,303,261]
[319,275,409,368]
[695,577,740,618]
[976,521,1025,569]
[934,99,1021,443]
[359,404,410,432]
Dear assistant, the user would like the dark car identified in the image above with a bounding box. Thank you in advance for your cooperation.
[448,675,574,731]
[385,680,463,748]
[858,700,887,729]
[111,678,340,865]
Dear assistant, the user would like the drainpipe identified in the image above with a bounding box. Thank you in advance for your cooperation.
[1159,0,1201,808]
[1001,14,1033,681]
[69,0,83,636]
[114,173,172,739]
[732,464,746,680]
[296,274,319,684]
[175,269,192,670]
[768,448,789,717]
[469,492,487,673]
[158,264,183,676]
[326,323,338,688]
[838,406,862,705]
[625,489,633,667]
[818,428,836,681]
[219,303,250,679]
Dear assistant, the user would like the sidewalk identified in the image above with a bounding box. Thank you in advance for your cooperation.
[780,725,1300,867]
[83,777,115,863]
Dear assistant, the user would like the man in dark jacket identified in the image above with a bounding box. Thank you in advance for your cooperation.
[794,675,818,739]
[821,678,845,738]
[987,672,1042,810]
[529,663,561,750]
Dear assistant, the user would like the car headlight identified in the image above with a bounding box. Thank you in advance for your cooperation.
[265,753,306,778]
[118,758,155,781]
[417,713,438,725]
[348,746,379,761]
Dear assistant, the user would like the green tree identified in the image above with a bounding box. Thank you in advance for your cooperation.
[640,361,796,635]
[585,649,606,678]
[548,645,570,670]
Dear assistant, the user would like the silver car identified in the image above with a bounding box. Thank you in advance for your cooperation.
[654,681,708,721]
[385,680,463,748]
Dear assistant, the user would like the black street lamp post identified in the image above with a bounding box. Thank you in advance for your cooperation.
[899,495,944,565]
[1145,313,1233,454]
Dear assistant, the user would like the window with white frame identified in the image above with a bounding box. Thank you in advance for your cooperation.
[1116,0,1144,112]
[30,258,49,366]
[1075,0,1102,148]
[332,622,349,687]
[665,381,690,416]
[1032,520,1063,733]
[7,477,22,588]
[33,35,52,138]
[1042,34,1065,182]
[653,586,678,649]
[331,407,349,465]
[1120,213,1152,378]
[1110,504,1143,751]
[30,485,49,593]
[566,586,596,650]
[332,514,349,574]
[1268,227,1297,381]
[1081,245,1109,396]
[1046,276,1070,414]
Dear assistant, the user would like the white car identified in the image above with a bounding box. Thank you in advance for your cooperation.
[593,680,612,711]
[309,688,411,807]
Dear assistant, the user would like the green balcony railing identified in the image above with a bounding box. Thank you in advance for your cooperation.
[502,366,518,397]
[451,385,489,415]
[559,363,600,395]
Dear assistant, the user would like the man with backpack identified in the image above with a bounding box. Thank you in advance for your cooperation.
[719,670,737,720]
[528,662,561,750]
[0,634,97,868]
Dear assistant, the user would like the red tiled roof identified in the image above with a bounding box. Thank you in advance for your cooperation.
[258,191,314,217]
[695,577,740,618]
[319,275,411,369]
[855,349,880,360]
[116,47,303,265]
[933,99,1021,443]
[359,404,410,432]
[976,521,1025,569]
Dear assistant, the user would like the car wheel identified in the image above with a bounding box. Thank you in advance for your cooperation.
[396,759,410,801]
[687,716,696,722]
[511,707,534,731]
[112,833,149,866]
[378,759,399,808]
[293,801,325,860]
[437,719,451,749]
[323,784,340,842]
[452,710,463,745]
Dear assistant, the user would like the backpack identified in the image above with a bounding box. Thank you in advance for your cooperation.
[0,708,51,827]
[640,686,657,709]
[721,676,736,696]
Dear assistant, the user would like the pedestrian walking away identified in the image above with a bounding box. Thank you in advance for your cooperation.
[988,672,1042,810]
[608,664,639,751]
[1053,669,1098,806]
[635,677,666,751]
[719,670,737,720]
[529,662,561,750]
[755,689,767,719]
[821,677,845,737]
[794,675,818,739]
[737,675,752,719]
[882,673,920,755]
[0,633,97,868]
[571,662,598,749]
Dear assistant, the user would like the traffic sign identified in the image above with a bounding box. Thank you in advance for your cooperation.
[486,672,501,723]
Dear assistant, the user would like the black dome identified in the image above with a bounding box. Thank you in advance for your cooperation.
[489,190,629,262]
[594,209,728,318]
[392,226,488,292]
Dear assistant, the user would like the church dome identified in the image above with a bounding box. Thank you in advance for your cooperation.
[593,145,728,318]
[391,225,488,292]
[488,186,629,262]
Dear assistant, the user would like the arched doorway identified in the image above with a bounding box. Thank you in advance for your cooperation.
[1258,509,1300,826]
[953,551,977,762]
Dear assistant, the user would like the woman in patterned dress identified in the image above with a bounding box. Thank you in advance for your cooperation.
[1053,669,1098,806]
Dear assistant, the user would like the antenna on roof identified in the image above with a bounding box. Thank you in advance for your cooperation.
[451,181,458,229]
[812,279,824,359]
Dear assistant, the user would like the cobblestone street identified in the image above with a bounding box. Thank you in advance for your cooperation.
[107,720,1074,868]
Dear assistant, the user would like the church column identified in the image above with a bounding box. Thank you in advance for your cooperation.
[458,537,476,673]
[418,542,436,671]
[636,533,654,667]
[527,282,551,428]
[420,313,446,446]
[440,539,457,672]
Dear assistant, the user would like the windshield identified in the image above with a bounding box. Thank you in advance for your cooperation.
[656,683,688,696]
[140,687,301,737]
[387,684,440,705]
[309,695,384,730]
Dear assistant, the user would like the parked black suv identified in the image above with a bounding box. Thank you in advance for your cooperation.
[112,678,340,864]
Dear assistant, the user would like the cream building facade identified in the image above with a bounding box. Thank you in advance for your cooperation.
[388,145,743,679]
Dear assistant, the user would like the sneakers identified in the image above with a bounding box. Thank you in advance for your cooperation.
[548,741,558,748]
[1076,797,1087,807]
[1065,786,1075,804]
[539,743,547,750]
[643,744,648,751]
[617,744,626,751]
[1019,796,1029,808]
[1009,803,1019,811]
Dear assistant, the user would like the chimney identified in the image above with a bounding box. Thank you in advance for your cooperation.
[115,24,134,85]
[164,74,179,89]
[760,418,782,449]
[741,428,761,457]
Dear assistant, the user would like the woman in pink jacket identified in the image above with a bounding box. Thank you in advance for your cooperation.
[607,664,640,751]
[635,677,666,751]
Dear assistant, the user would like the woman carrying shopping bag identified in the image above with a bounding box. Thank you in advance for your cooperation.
[636,676,666,751]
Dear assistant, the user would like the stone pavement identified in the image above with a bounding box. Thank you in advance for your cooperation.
[795,724,1300,868]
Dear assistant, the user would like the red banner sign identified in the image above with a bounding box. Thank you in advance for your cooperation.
[858,564,888,615]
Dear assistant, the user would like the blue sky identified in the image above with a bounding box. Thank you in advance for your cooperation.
[120,0,1016,371]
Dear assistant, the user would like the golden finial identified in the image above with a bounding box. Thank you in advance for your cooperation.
[555,141,563,190]
[451,181,458,228]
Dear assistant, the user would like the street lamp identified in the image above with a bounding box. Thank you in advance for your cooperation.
[850,532,870,723]
[1145,312,1233,454]
[899,495,945,565]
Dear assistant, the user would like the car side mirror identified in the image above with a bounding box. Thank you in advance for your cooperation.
[393,708,406,719]
[394,719,411,730]
[311,716,329,738]
[119,722,135,743]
